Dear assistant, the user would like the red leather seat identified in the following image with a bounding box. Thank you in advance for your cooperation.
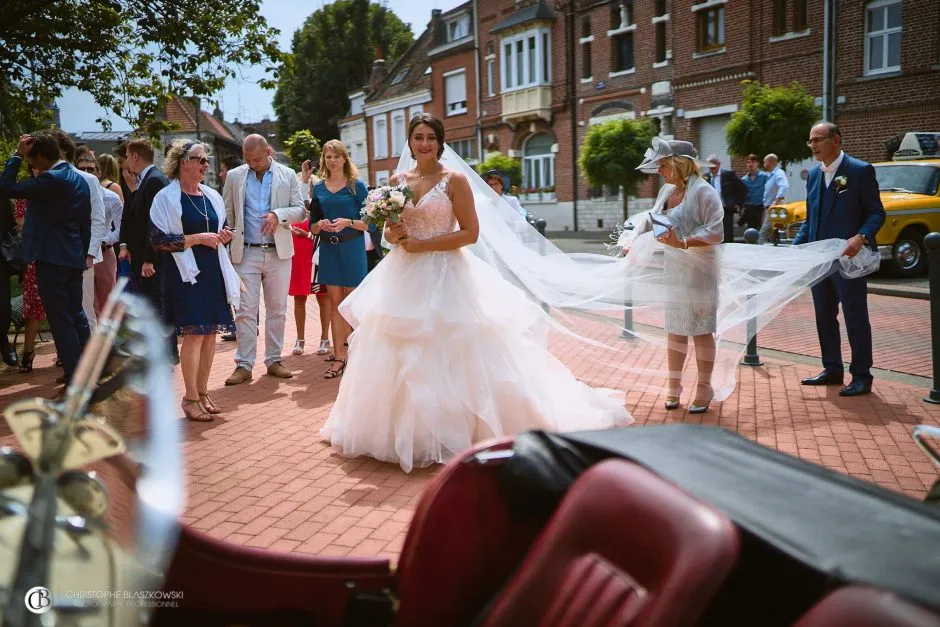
[154,524,393,626]
[394,438,551,627]
[794,586,940,627]
[476,458,741,627]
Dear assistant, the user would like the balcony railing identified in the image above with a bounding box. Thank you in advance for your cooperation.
[502,85,552,124]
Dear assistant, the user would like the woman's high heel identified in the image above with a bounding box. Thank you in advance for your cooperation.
[689,384,714,414]
[664,385,682,410]
[18,351,34,373]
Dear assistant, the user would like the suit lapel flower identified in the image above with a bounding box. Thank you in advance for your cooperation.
[834,175,848,193]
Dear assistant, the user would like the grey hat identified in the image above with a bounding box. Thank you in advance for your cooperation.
[636,137,710,174]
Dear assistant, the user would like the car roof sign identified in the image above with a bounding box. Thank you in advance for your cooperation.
[893,132,940,160]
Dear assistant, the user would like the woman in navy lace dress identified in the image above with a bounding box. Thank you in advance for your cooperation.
[150,140,239,422]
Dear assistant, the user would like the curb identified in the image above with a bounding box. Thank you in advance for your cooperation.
[869,285,929,301]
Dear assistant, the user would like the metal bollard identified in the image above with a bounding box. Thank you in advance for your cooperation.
[740,228,763,366]
[536,218,549,314]
[621,224,635,339]
[924,232,940,404]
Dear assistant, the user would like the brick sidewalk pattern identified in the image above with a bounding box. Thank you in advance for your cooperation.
[1,291,938,561]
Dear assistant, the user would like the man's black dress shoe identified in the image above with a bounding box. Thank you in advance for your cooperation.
[800,371,844,386]
[2,346,17,367]
[839,379,872,396]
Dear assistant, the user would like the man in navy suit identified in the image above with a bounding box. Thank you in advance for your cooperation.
[0,133,94,385]
[792,122,886,396]
[703,155,748,243]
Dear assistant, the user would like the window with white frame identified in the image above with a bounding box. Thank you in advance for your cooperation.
[444,70,468,115]
[355,142,364,164]
[375,170,389,186]
[500,27,552,92]
[409,105,424,120]
[487,58,496,95]
[609,1,636,74]
[447,15,469,42]
[392,112,406,156]
[373,115,388,159]
[450,138,476,162]
[865,0,902,75]
[522,133,555,193]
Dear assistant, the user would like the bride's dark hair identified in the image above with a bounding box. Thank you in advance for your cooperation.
[408,113,446,159]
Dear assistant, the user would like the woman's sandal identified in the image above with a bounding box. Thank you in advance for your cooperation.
[198,393,222,415]
[18,351,34,373]
[689,384,714,414]
[665,385,682,410]
[182,398,213,422]
[324,358,346,379]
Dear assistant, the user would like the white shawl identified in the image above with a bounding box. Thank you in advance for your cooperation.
[150,180,241,310]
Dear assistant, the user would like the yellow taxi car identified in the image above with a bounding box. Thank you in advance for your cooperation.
[770,132,940,277]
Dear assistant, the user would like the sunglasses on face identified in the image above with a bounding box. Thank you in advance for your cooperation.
[188,156,210,166]
[78,166,97,174]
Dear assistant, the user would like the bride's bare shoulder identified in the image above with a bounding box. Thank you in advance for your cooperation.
[390,170,416,187]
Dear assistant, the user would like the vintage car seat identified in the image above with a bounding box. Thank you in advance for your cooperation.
[793,585,940,627]
[394,438,551,627]
[475,458,741,627]
[153,524,394,626]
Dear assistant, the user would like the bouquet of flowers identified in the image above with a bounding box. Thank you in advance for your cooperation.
[361,183,413,225]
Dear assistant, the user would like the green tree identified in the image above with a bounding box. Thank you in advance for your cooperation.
[476,152,522,189]
[578,119,657,220]
[284,130,322,171]
[726,80,820,166]
[0,0,282,138]
[273,0,413,143]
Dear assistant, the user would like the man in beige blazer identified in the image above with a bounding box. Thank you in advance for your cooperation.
[223,134,305,384]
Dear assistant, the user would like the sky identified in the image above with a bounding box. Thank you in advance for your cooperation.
[57,0,465,133]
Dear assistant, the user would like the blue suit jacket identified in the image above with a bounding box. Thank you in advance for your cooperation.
[792,154,885,251]
[0,157,92,270]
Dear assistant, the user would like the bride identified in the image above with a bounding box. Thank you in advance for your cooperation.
[320,114,632,472]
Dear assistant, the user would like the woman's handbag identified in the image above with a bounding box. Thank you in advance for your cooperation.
[1,230,23,274]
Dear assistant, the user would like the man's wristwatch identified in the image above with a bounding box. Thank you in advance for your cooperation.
[859,234,870,245]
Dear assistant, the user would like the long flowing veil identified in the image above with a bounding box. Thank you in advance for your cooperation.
[395,144,879,401]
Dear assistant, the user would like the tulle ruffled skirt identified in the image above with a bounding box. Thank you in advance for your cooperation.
[321,247,632,473]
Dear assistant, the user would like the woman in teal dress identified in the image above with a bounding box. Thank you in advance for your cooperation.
[309,139,368,378]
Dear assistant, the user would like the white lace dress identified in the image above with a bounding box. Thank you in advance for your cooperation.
[320,173,632,472]
[646,180,724,336]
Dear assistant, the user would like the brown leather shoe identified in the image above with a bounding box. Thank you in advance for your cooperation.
[224,367,253,386]
[266,362,293,379]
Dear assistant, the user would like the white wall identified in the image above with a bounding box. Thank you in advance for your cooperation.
[339,118,369,184]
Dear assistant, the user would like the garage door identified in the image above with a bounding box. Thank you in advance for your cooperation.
[698,115,731,169]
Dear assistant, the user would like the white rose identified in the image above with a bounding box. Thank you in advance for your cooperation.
[389,191,405,206]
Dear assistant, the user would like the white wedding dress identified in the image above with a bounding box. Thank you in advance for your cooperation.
[320,172,632,472]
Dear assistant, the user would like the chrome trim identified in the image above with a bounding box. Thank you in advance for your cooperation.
[881,207,940,216]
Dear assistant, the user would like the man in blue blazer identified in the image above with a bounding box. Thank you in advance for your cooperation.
[0,133,93,386]
[792,122,885,396]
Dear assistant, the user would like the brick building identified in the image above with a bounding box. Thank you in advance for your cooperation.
[351,2,479,187]
[344,0,940,231]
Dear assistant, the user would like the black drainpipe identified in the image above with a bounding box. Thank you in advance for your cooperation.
[567,0,578,231]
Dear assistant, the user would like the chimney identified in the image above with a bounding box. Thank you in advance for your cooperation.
[369,57,388,92]
[212,105,224,121]
[430,9,443,44]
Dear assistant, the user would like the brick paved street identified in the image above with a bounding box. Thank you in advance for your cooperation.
[2,290,938,561]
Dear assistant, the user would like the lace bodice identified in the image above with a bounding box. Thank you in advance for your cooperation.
[402,173,457,240]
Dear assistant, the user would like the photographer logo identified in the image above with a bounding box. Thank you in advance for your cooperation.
[25,586,52,614]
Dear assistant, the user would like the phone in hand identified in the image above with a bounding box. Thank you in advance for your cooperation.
[650,213,673,239]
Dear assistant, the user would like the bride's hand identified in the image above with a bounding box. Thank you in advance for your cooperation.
[400,237,425,253]
[387,221,407,244]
